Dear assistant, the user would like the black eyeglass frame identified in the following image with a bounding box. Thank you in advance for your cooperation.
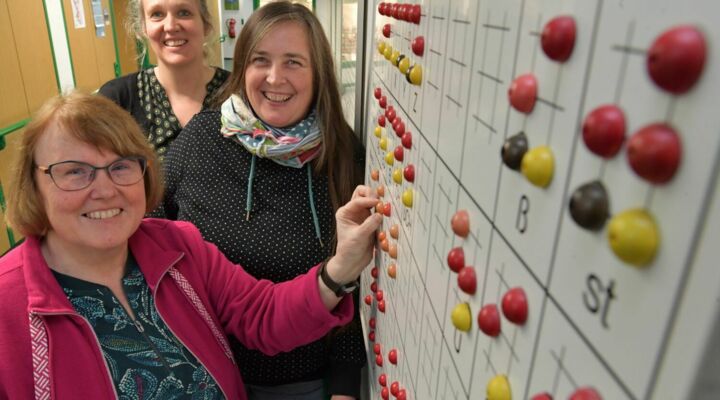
[36,156,148,192]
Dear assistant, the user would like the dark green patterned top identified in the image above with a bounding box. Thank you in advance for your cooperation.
[52,254,223,399]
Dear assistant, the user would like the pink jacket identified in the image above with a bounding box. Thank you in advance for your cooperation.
[0,218,353,399]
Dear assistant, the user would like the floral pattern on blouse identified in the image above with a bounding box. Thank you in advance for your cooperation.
[52,255,222,400]
[137,67,229,158]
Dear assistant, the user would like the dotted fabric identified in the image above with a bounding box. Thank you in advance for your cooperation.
[161,110,366,390]
[97,67,230,160]
[138,68,229,157]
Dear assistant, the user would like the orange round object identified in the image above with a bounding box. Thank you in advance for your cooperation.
[387,263,397,278]
[377,185,386,197]
[377,231,387,242]
[380,238,389,252]
[389,243,398,259]
[451,210,470,237]
[375,200,384,213]
[389,224,399,239]
[371,169,380,181]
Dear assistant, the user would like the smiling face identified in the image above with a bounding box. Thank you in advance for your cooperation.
[244,21,314,128]
[34,124,146,256]
[142,0,208,67]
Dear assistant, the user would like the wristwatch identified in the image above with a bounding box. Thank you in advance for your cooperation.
[319,261,359,297]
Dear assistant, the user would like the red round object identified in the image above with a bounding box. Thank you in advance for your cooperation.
[379,95,387,109]
[374,87,382,99]
[569,387,602,400]
[394,146,404,162]
[388,349,398,365]
[401,132,413,149]
[373,343,382,355]
[369,317,376,329]
[394,121,406,137]
[541,16,576,62]
[369,330,375,341]
[379,373,387,387]
[370,281,378,293]
[397,389,407,400]
[508,73,538,114]
[382,23,392,38]
[390,381,400,396]
[398,5,407,21]
[478,304,501,337]
[378,3,385,15]
[386,107,397,123]
[378,299,386,312]
[582,104,626,158]
[410,5,422,24]
[381,387,389,400]
[457,266,477,295]
[531,393,553,400]
[392,4,401,19]
[446,247,465,273]
[371,267,379,278]
[502,287,528,325]
[378,114,386,127]
[627,123,682,184]
[647,25,706,94]
[364,295,372,305]
[451,210,470,238]
[376,290,384,302]
[376,354,383,366]
[383,203,392,217]
[411,36,425,56]
[403,164,415,182]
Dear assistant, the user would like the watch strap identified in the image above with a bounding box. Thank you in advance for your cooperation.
[319,261,359,297]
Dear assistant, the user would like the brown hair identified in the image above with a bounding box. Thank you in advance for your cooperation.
[126,0,215,63]
[5,91,163,237]
[217,0,360,211]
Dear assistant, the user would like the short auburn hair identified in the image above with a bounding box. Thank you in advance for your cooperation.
[5,91,163,237]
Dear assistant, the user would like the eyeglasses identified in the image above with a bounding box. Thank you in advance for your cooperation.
[37,156,147,191]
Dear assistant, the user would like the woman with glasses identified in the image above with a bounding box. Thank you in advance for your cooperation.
[160,3,367,398]
[99,0,229,158]
[0,92,381,399]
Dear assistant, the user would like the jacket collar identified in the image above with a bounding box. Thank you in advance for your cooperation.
[128,223,185,291]
[23,221,184,313]
[22,236,75,314]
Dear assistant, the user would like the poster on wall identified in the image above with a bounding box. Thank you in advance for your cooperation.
[71,0,86,28]
[224,0,239,10]
[92,0,105,37]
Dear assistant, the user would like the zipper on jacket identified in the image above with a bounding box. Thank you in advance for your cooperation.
[154,266,231,399]
[31,311,119,399]
[130,317,175,375]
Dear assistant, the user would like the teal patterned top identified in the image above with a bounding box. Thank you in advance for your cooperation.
[52,254,223,400]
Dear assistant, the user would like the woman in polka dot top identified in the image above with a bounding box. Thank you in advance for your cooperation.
[160,2,366,399]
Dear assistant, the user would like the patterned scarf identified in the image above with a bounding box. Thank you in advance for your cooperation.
[220,94,322,168]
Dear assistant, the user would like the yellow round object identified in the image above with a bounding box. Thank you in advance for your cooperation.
[392,169,403,184]
[384,46,393,60]
[451,303,471,332]
[390,51,401,66]
[379,137,388,150]
[486,374,512,400]
[521,146,554,188]
[377,41,386,55]
[607,208,659,266]
[398,57,411,74]
[402,189,413,208]
[385,151,395,166]
[409,64,423,85]
[374,126,383,138]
